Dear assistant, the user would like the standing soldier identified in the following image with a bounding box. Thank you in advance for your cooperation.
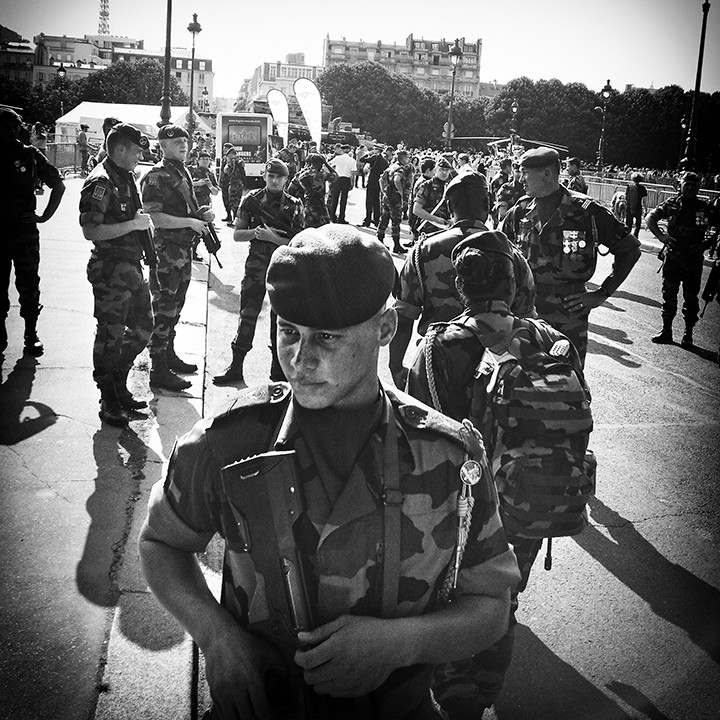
[489,157,512,226]
[563,156,589,194]
[377,149,412,254]
[288,153,334,228]
[218,142,234,224]
[223,146,247,226]
[412,157,453,240]
[492,163,525,225]
[0,108,65,365]
[212,159,304,386]
[141,124,215,392]
[360,145,392,228]
[645,171,720,348]
[190,150,219,260]
[625,172,648,238]
[502,147,641,366]
[79,123,154,426]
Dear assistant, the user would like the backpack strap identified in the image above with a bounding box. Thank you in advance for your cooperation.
[381,416,402,618]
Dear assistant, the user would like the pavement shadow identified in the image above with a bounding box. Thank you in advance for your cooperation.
[587,334,642,369]
[576,496,720,663]
[605,681,672,720]
[496,624,631,719]
[0,356,57,445]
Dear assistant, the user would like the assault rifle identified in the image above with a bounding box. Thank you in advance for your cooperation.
[242,193,293,239]
[221,450,328,719]
[199,219,223,268]
[139,227,157,268]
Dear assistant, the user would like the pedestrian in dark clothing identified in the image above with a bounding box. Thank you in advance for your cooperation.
[625,172,647,238]
[361,146,393,227]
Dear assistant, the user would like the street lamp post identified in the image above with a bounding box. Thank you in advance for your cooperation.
[159,0,172,128]
[56,63,67,119]
[444,39,463,150]
[510,98,519,130]
[680,0,711,170]
[187,13,202,148]
[595,79,612,178]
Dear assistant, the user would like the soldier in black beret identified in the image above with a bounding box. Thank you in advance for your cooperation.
[563,155,589,194]
[141,123,215,391]
[501,146,641,366]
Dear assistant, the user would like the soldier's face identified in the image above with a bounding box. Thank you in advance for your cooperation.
[265,172,287,193]
[521,166,554,197]
[277,309,396,410]
[162,137,188,161]
[116,142,144,170]
[681,180,699,198]
[435,166,451,180]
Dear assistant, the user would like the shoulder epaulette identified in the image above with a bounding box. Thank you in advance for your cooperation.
[209,382,290,426]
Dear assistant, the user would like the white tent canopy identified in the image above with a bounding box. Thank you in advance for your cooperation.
[55,101,212,142]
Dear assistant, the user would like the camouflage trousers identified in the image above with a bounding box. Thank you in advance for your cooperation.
[433,538,542,718]
[377,197,403,244]
[1,229,41,322]
[87,257,152,383]
[303,199,331,228]
[536,282,589,367]
[228,182,244,218]
[659,253,703,327]
[149,241,193,357]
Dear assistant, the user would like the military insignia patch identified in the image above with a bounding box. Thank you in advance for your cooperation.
[92,186,106,200]
[147,174,159,185]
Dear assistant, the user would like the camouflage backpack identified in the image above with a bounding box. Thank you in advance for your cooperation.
[426,316,596,542]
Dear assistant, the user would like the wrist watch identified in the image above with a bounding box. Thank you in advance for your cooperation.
[597,285,611,298]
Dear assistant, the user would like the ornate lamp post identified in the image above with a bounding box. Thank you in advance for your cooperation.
[510,98,519,130]
[159,0,172,128]
[56,62,67,118]
[186,13,202,147]
[680,0,711,170]
[595,79,612,177]
[444,39,464,150]
[202,86,209,113]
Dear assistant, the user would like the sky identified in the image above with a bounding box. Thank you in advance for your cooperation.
[3,0,720,100]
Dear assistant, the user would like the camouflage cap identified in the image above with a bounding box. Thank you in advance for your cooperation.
[0,108,24,127]
[519,147,560,169]
[107,122,150,150]
[157,124,189,140]
[267,225,395,329]
[265,158,289,176]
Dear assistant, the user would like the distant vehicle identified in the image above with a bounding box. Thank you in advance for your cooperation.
[215,112,284,188]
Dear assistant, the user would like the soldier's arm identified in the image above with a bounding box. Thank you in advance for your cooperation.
[35,179,66,224]
[645,205,668,242]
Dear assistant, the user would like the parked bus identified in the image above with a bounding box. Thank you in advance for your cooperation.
[215,112,283,187]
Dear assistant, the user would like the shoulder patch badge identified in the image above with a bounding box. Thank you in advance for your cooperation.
[92,185,106,201]
[147,173,159,186]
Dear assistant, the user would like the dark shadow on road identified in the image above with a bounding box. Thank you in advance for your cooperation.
[587,335,642,368]
[588,322,635,346]
[606,681,672,720]
[496,624,631,719]
[576,496,720,664]
[206,270,239,315]
[0,356,57,444]
[587,280,662,310]
[683,343,719,363]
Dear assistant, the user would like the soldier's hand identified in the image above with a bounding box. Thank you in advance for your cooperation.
[563,291,603,315]
[295,615,398,697]
[134,210,154,233]
[189,218,209,235]
[200,208,215,222]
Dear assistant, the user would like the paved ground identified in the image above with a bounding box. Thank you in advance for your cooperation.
[1,178,718,720]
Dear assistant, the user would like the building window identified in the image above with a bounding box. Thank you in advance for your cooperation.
[199,73,205,83]
[332,46,344,54]
[176,71,182,78]
[432,68,439,75]
[199,60,205,71]
[416,67,425,75]
[433,55,440,65]
[175,59,183,69]
[464,70,474,78]
[417,54,424,61]
[386,51,392,58]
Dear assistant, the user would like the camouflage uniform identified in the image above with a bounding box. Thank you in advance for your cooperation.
[413,176,449,238]
[230,188,304,362]
[288,166,332,228]
[564,174,588,194]
[501,187,639,365]
[190,164,219,208]
[1,139,62,352]
[377,162,412,250]
[79,157,153,386]
[144,382,520,719]
[224,156,247,219]
[646,194,719,330]
[493,179,525,220]
[393,220,537,338]
[141,158,200,358]
[407,304,582,716]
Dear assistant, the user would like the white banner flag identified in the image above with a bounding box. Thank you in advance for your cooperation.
[266,88,289,148]
[293,78,322,152]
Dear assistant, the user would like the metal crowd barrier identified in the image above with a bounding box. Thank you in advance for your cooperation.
[44,142,81,176]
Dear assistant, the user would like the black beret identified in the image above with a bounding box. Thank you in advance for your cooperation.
[452,230,514,265]
[519,147,560,169]
[436,157,453,169]
[444,171,488,198]
[265,158,289,176]
[682,171,700,183]
[0,108,24,127]
[108,123,149,150]
[267,225,395,329]
[158,124,189,140]
[198,150,211,158]
[566,156,582,167]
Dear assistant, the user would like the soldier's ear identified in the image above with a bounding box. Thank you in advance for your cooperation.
[377,307,397,346]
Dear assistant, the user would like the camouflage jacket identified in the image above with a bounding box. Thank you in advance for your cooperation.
[494,179,525,212]
[501,187,637,293]
[221,156,247,187]
[393,220,537,336]
[381,162,412,203]
[141,157,200,245]
[563,175,588,194]
[646,195,719,253]
[288,166,332,228]
[79,157,145,261]
[238,187,304,238]
[407,302,582,433]
[145,382,519,717]
[190,165,218,207]
[413,176,449,222]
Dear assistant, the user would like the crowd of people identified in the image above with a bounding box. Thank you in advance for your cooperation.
[2,101,720,720]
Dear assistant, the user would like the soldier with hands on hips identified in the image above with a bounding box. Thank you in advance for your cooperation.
[79,123,155,426]
[141,123,215,392]
[139,223,519,720]
[1,108,65,365]
[501,147,641,366]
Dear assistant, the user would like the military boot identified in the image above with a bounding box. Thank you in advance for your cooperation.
[651,318,674,344]
[115,367,147,410]
[98,378,128,427]
[680,325,694,349]
[150,355,192,391]
[23,317,44,356]
[166,337,198,374]
[212,347,246,386]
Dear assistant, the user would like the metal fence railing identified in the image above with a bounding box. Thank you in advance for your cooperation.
[586,178,719,209]
[44,142,81,176]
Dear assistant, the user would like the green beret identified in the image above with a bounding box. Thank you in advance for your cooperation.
[108,122,149,150]
[267,225,395,329]
[265,158,289,176]
[444,171,488,198]
[158,124,189,140]
[519,147,560,169]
